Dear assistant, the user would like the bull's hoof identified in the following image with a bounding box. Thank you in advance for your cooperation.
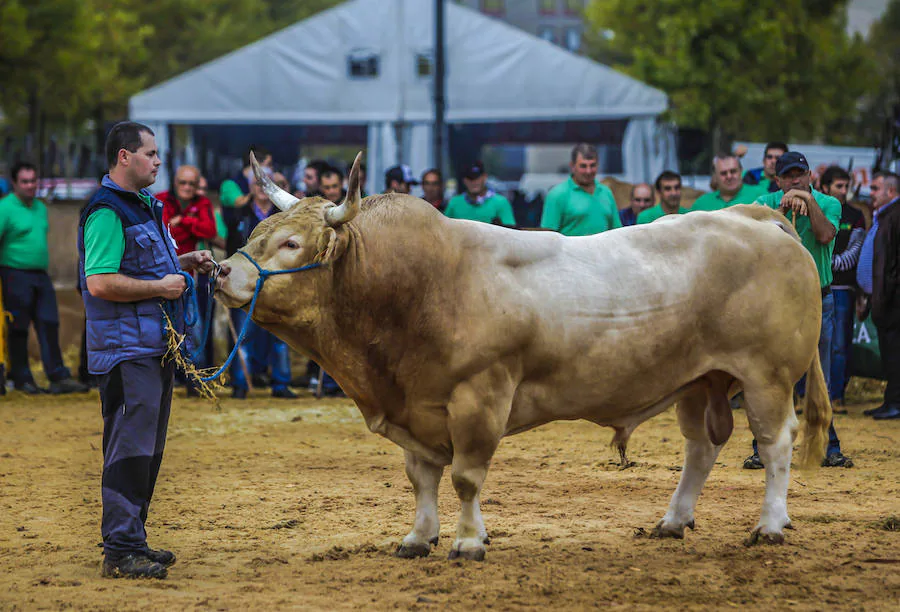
[395,542,432,558]
[448,548,485,562]
[650,519,694,539]
[744,527,785,547]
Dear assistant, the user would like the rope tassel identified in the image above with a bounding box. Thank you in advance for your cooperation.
[161,307,225,402]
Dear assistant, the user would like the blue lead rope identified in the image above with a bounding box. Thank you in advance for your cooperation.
[195,250,323,383]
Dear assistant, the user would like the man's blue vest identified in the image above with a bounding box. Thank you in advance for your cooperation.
[77,183,184,375]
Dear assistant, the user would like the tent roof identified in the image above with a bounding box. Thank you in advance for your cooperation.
[130,0,667,125]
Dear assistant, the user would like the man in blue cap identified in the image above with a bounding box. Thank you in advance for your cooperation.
[744,151,853,469]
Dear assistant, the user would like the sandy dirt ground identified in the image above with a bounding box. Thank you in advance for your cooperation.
[1,381,898,611]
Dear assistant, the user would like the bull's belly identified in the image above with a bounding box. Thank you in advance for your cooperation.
[504,367,704,435]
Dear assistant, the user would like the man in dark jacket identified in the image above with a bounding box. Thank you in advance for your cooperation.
[857,171,900,420]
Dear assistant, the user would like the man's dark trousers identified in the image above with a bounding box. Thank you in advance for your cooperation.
[99,357,174,558]
[0,267,71,385]
[876,323,900,405]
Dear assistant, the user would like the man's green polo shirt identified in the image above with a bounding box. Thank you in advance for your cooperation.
[636,204,689,224]
[0,193,50,270]
[755,188,841,288]
[691,184,765,212]
[219,179,244,208]
[444,192,516,225]
[83,192,156,276]
[540,177,621,236]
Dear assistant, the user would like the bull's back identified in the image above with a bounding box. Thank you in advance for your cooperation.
[458,208,820,420]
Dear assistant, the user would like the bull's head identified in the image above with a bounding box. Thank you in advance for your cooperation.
[215,151,363,326]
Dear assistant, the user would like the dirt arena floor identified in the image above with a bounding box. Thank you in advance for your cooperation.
[1,379,898,610]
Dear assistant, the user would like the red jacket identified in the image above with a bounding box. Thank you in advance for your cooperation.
[157,191,217,255]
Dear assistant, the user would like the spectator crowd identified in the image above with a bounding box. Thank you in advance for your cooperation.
[1,138,897,429]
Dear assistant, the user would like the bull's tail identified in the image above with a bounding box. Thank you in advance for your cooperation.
[797,348,832,470]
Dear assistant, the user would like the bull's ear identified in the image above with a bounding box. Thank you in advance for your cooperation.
[314,228,347,263]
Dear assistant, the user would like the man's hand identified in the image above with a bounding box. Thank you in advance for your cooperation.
[169,215,183,226]
[780,189,810,216]
[158,274,187,300]
[179,250,215,274]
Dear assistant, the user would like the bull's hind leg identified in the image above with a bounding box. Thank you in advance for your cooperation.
[446,367,512,561]
[396,451,444,558]
[743,382,798,545]
[653,388,724,539]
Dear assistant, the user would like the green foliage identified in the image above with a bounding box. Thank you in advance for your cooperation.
[0,0,342,137]
[584,0,879,146]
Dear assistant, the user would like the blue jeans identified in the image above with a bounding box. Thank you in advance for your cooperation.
[829,288,854,401]
[229,308,291,392]
[755,293,841,456]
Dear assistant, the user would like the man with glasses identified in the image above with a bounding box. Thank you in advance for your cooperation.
[620,183,654,226]
[157,165,216,255]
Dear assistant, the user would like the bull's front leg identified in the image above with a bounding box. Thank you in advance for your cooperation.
[445,368,512,561]
[396,450,444,558]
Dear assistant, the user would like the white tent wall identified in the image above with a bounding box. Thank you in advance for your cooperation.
[131,0,674,194]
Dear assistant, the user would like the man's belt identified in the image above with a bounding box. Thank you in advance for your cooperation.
[822,286,832,298]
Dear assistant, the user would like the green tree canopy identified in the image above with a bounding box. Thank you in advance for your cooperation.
[585,0,878,149]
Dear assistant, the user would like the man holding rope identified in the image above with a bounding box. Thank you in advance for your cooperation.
[743,151,853,469]
[78,121,218,579]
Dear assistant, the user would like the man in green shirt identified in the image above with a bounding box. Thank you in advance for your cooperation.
[637,171,689,223]
[444,161,516,226]
[540,143,621,235]
[743,141,788,194]
[0,162,88,395]
[692,154,765,212]
[743,150,853,470]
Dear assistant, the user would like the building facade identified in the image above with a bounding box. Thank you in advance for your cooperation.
[454,0,589,53]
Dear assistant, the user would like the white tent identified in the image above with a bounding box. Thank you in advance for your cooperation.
[130,0,674,193]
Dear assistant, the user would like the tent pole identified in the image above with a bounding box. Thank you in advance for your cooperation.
[433,0,446,174]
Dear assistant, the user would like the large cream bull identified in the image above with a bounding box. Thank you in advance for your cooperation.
[215,153,831,561]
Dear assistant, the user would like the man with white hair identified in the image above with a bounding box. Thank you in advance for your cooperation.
[858,171,900,420]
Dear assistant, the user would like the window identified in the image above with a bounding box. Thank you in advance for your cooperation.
[538,26,556,44]
[415,51,433,78]
[480,0,504,15]
[347,48,379,79]
[538,0,556,14]
[564,27,581,52]
[563,0,582,15]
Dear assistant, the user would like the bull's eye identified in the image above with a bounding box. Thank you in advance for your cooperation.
[284,240,300,250]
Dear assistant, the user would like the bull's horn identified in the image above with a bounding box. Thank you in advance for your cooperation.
[325,151,362,226]
[249,151,299,212]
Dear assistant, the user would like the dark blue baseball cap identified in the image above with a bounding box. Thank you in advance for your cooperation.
[775,151,810,176]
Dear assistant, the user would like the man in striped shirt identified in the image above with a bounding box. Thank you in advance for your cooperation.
[821,166,865,409]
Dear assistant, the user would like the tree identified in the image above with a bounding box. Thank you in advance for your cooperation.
[584,0,877,150]
[863,0,900,166]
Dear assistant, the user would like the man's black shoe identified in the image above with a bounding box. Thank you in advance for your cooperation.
[743,453,765,470]
[49,378,90,394]
[102,553,167,579]
[290,374,312,388]
[14,381,45,395]
[873,404,900,420]
[863,404,885,416]
[822,452,854,467]
[145,548,176,567]
[272,387,298,399]
[232,387,248,400]
[251,373,271,388]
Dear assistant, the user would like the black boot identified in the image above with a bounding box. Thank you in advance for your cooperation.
[101,553,167,579]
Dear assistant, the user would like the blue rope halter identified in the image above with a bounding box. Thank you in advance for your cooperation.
[197,249,323,382]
